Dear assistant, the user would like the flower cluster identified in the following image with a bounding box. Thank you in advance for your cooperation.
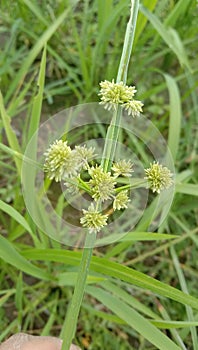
[99,79,143,117]
[113,190,130,210]
[44,139,133,234]
[80,204,108,233]
[44,140,95,182]
[44,138,173,234]
[144,162,173,194]
[112,160,133,178]
[88,165,116,202]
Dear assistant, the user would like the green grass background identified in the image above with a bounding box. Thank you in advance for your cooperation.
[0,0,198,349]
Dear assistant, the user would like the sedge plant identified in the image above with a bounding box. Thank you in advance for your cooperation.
[42,1,173,349]
[0,1,198,349]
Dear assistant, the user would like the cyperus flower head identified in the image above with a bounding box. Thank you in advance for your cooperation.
[99,79,143,117]
[44,140,74,182]
[80,203,108,233]
[112,160,134,177]
[144,162,173,194]
[88,165,116,202]
[123,99,144,118]
[74,145,95,170]
[99,79,136,110]
[113,190,130,210]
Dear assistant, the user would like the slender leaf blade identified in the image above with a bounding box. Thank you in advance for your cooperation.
[0,235,51,281]
[164,73,182,161]
[87,286,180,350]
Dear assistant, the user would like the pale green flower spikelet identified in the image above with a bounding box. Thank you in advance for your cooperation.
[74,145,95,170]
[99,79,136,110]
[80,203,108,233]
[123,99,144,118]
[112,160,133,177]
[99,79,143,117]
[144,162,173,194]
[44,140,76,182]
[88,165,116,202]
[113,190,130,210]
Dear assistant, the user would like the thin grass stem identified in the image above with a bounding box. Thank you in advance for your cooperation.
[60,232,96,349]
[101,0,139,172]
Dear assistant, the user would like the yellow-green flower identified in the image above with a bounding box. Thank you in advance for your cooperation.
[113,190,130,210]
[44,140,75,181]
[88,165,116,202]
[99,79,136,110]
[80,204,108,233]
[144,162,173,193]
[74,145,95,170]
[112,160,133,177]
[99,79,143,117]
[123,99,143,117]
[88,166,116,202]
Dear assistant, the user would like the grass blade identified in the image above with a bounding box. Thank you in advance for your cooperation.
[22,0,49,26]
[176,183,198,196]
[165,0,192,26]
[0,91,21,173]
[27,45,46,141]
[97,0,113,30]
[164,73,182,161]
[170,246,198,350]
[87,286,180,350]
[139,4,191,70]
[0,199,32,235]
[100,280,160,319]
[133,0,158,47]
[158,302,187,350]
[151,320,198,329]
[22,248,198,310]
[5,9,70,103]
[0,235,51,281]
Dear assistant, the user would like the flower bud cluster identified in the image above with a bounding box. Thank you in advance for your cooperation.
[44,140,133,234]
[44,140,95,182]
[44,140,173,234]
[99,79,143,117]
[144,162,173,194]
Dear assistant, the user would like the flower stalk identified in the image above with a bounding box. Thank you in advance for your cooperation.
[101,0,140,173]
[60,1,140,349]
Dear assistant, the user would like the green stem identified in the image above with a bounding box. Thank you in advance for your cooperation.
[0,91,22,174]
[101,0,139,172]
[115,179,147,192]
[116,0,139,84]
[60,232,96,350]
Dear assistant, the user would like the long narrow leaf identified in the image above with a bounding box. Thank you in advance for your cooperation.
[171,246,198,349]
[27,45,46,141]
[22,249,198,310]
[0,199,32,235]
[165,0,192,26]
[133,0,158,47]
[5,9,70,103]
[0,235,51,281]
[164,73,182,161]
[0,92,21,173]
[176,183,198,196]
[87,286,180,350]
[100,280,159,319]
[139,4,191,70]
